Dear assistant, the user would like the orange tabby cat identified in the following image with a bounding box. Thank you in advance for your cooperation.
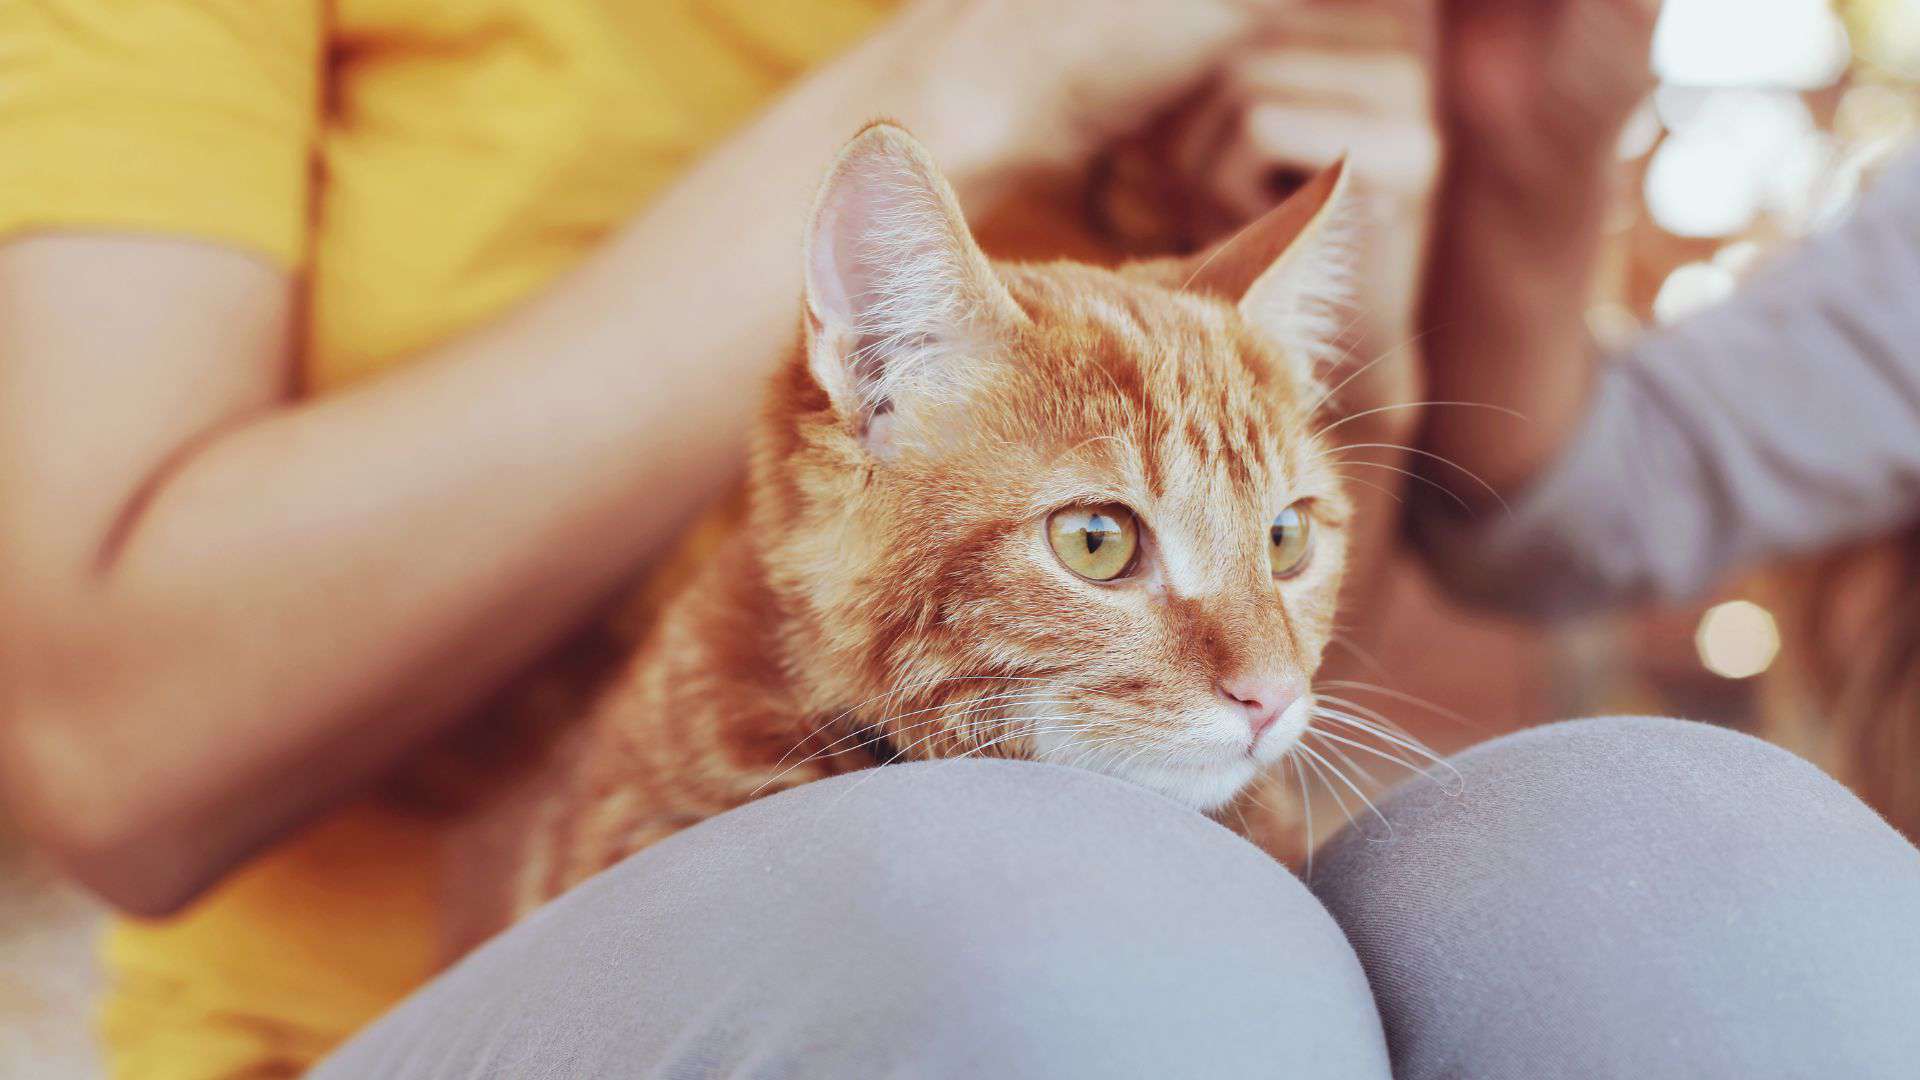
[456,123,1356,944]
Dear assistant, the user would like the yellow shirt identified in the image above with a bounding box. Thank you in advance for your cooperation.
[0,0,888,1075]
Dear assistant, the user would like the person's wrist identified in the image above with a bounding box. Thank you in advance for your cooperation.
[1439,130,1617,237]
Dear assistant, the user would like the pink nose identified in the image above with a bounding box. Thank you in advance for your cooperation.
[1218,674,1304,741]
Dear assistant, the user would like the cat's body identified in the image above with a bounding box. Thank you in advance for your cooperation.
[448,125,1356,948]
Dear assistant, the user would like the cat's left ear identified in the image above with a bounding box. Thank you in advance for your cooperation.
[802,123,1026,456]
[1181,159,1353,374]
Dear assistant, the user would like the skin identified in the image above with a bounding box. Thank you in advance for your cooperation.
[0,0,1303,915]
[1416,0,1660,501]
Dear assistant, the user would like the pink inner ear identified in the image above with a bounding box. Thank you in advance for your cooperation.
[806,195,857,333]
[808,162,911,345]
[809,168,931,397]
[800,124,1028,453]
[802,126,994,415]
[806,132,939,339]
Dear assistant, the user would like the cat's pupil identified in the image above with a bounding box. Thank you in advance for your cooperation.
[1084,515,1110,554]
[1271,525,1284,546]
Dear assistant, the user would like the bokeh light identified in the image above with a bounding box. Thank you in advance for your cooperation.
[1713,239,1764,276]
[1584,301,1643,352]
[1617,98,1665,161]
[1645,129,1763,236]
[1644,90,1827,237]
[1655,0,1852,88]
[1653,261,1737,322]
[1835,81,1919,140]
[1848,0,1920,78]
[1695,600,1784,679]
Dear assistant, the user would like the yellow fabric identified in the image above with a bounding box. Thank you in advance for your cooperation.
[0,0,889,1075]
[0,1,323,264]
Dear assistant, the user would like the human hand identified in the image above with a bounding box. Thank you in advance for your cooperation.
[1437,0,1659,192]
[879,0,1302,182]
[1411,0,1653,506]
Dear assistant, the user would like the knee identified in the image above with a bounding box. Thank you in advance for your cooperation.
[1324,714,1913,872]
[327,761,1391,1079]
[375,761,1386,1078]
[685,761,1388,1078]
[1312,717,1920,1079]
[1326,714,1908,859]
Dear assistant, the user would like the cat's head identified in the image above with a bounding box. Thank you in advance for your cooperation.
[759,123,1354,811]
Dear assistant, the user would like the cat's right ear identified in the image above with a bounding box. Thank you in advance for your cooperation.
[1174,159,1353,378]
[802,123,1024,457]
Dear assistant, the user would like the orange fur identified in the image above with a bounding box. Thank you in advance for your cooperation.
[448,126,1356,949]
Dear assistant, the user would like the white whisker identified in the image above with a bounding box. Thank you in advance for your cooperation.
[1295,742,1393,842]
[1317,680,1483,733]
[1290,751,1315,882]
[1334,474,1405,504]
[1315,399,1527,440]
[1298,327,1439,424]
[1316,710,1444,764]
[1327,458,1470,513]
[1296,749,1363,836]
[1324,636,1392,678]
[1311,722,1437,777]
[755,682,1108,795]
[1307,731,1384,794]
[1325,442,1511,517]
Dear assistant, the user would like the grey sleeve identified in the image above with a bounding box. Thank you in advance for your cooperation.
[1412,147,1920,618]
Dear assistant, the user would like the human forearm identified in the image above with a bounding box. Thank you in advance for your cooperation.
[1417,0,1655,505]
[1414,148,1920,616]
[0,28,1027,913]
[4,0,1301,911]
[1416,147,1613,503]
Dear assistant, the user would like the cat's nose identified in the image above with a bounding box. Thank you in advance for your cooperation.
[1218,674,1305,741]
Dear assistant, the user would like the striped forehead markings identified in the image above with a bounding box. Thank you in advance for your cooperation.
[1032,273,1299,530]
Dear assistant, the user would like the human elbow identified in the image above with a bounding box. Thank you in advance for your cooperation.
[1,696,219,918]
[57,837,212,920]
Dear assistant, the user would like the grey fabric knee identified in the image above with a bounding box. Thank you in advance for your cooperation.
[1311,715,1920,1080]
[316,759,1389,1079]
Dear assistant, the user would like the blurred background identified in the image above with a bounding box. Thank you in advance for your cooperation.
[1034,0,1920,812]
[5,0,1919,1074]
[1329,0,1920,770]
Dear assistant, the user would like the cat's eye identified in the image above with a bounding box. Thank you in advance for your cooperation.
[1047,504,1140,582]
[1269,503,1313,578]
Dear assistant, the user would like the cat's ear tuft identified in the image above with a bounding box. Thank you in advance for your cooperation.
[802,123,1023,456]
[1182,159,1355,376]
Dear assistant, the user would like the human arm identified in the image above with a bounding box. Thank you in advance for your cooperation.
[1415,0,1658,504]
[1415,147,1920,615]
[1412,0,1920,616]
[0,1,1282,915]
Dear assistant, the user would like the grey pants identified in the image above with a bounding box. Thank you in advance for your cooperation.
[317,717,1920,1078]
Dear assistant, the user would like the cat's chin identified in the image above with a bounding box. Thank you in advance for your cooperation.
[1036,697,1313,812]
[1124,757,1266,812]
[1066,745,1278,813]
